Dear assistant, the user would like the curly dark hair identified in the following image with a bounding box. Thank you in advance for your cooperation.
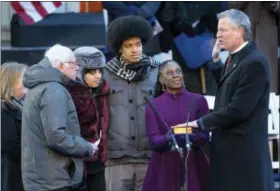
[107,15,153,53]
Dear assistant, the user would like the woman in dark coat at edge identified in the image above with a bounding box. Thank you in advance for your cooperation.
[1,62,28,191]
[67,47,110,191]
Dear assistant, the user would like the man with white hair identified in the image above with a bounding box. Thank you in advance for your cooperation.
[173,9,274,191]
[21,44,99,191]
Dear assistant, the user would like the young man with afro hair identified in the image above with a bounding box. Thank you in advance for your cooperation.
[103,15,159,191]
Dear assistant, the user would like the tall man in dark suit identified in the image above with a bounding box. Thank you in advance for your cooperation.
[173,9,274,191]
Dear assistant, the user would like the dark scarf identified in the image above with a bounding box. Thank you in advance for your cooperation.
[10,97,24,111]
[105,55,159,82]
[1,97,24,121]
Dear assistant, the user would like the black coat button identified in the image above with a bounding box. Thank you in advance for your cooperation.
[130,116,135,120]
[131,136,136,140]
[129,99,133,103]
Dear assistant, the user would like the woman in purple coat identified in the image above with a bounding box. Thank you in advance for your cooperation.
[142,60,210,191]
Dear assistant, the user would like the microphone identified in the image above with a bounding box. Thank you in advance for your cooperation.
[143,97,182,156]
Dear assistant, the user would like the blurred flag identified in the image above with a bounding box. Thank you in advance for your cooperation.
[11,1,62,25]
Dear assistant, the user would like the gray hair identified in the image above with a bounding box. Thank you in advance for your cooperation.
[217,9,252,41]
[45,44,74,68]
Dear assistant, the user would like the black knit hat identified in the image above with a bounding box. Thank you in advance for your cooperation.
[107,15,153,53]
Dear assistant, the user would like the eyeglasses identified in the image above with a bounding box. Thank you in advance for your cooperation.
[62,61,78,67]
[66,61,77,65]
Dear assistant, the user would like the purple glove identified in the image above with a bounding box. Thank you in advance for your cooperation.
[189,131,209,146]
[176,134,186,148]
[164,130,173,142]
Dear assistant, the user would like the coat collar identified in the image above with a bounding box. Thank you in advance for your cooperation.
[218,42,257,87]
[1,100,22,121]
[67,79,110,97]
[231,41,249,54]
[163,88,188,99]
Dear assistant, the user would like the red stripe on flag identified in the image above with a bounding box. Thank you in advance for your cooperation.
[53,1,62,8]
[11,2,35,25]
[31,1,48,17]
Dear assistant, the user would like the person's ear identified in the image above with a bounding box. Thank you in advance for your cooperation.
[52,59,62,69]
[58,63,64,70]
[119,44,123,54]
[236,27,244,40]
[159,75,164,85]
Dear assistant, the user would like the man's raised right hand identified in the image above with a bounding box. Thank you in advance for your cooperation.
[212,40,221,63]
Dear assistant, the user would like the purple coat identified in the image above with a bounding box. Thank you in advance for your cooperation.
[142,89,210,191]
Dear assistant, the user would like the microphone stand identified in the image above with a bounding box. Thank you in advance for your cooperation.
[144,97,194,191]
[144,97,183,156]
[182,111,192,191]
[182,96,196,191]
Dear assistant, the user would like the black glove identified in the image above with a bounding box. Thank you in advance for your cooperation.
[171,17,197,37]
[179,21,197,37]
[196,14,218,35]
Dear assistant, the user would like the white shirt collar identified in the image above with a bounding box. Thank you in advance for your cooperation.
[231,41,249,54]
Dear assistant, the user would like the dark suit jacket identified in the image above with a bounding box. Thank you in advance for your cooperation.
[198,42,274,191]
